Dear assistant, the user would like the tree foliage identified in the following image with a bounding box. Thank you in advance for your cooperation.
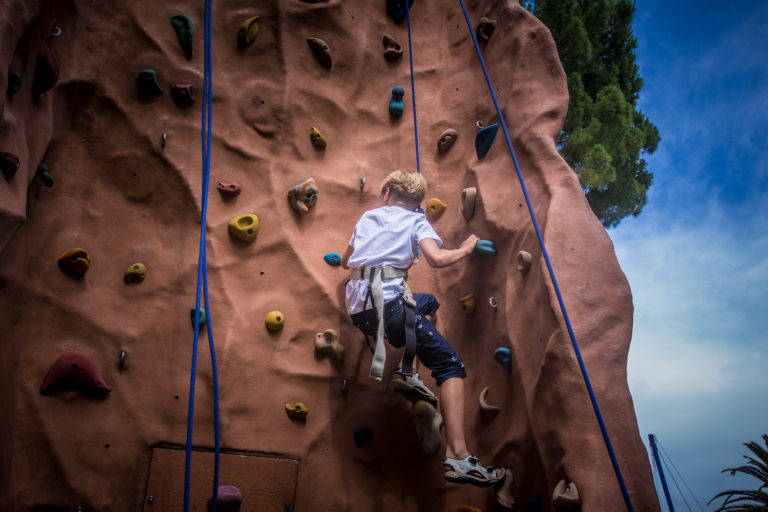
[708,434,768,511]
[522,0,660,227]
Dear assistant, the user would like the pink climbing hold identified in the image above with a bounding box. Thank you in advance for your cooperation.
[40,352,111,396]
[217,181,242,196]
[1,151,20,181]
[171,83,195,105]
[33,43,59,95]
[207,486,243,512]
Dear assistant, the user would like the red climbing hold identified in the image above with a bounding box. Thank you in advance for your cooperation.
[217,181,241,196]
[171,83,195,105]
[1,151,20,181]
[33,43,59,95]
[40,352,111,396]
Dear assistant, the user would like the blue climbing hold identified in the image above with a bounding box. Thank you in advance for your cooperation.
[389,85,405,116]
[324,252,341,266]
[494,348,512,373]
[525,493,543,512]
[386,0,414,25]
[354,428,373,447]
[475,123,499,160]
[475,239,496,255]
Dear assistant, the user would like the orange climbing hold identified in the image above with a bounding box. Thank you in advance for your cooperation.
[426,198,447,222]
[57,248,91,276]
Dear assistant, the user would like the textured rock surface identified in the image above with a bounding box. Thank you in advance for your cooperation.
[0,0,659,510]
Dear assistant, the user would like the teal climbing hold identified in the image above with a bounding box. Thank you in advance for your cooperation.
[324,252,341,266]
[389,85,404,116]
[354,428,373,447]
[475,239,496,255]
[170,14,194,59]
[7,72,21,95]
[36,163,53,187]
[475,123,499,160]
[190,307,206,326]
[494,348,512,373]
[386,0,415,25]
[137,69,163,96]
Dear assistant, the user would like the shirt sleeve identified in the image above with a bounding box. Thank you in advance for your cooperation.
[413,216,443,247]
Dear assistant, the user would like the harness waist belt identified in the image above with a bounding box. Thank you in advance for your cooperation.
[351,266,408,281]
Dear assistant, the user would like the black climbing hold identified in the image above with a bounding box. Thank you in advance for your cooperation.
[7,72,21,95]
[386,0,415,25]
[36,163,54,187]
[354,428,373,447]
[137,69,163,96]
[170,15,194,59]
[1,151,20,181]
[476,16,496,41]
[33,43,59,95]
[307,38,332,69]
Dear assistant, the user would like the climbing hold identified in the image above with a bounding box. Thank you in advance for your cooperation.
[307,37,332,69]
[386,0,414,25]
[228,214,259,242]
[494,347,512,373]
[191,307,206,326]
[476,16,497,41]
[553,479,580,511]
[389,85,405,116]
[287,178,318,214]
[517,250,532,273]
[137,69,163,96]
[207,485,242,512]
[495,470,515,509]
[57,248,91,276]
[437,128,458,152]
[475,123,499,160]
[425,198,447,222]
[459,293,475,314]
[382,34,403,59]
[324,253,341,266]
[525,494,543,512]
[411,400,443,455]
[479,386,501,421]
[461,187,477,221]
[309,127,327,150]
[475,240,496,255]
[1,151,20,181]
[171,83,195,105]
[40,352,111,396]
[354,428,373,447]
[456,507,482,512]
[238,15,260,48]
[285,402,308,420]
[36,163,54,187]
[265,310,285,332]
[315,329,345,360]
[7,72,21,95]
[124,262,147,283]
[217,181,242,197]
[170,14,194,59]
[33,43,58,95]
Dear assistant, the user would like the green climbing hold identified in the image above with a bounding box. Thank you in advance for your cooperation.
[137,69,163,96]
[170,15,194,59]
[7,72,21,95]
[36,163,53,187]
[238,15,260,48]
[190,307,206,326]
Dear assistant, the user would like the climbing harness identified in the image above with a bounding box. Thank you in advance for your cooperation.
[456,1,635,509]
[183,0,221,511]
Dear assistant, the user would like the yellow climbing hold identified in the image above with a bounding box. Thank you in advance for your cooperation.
[228,214,259,242]
[238,15,260,48]
[265,310,285,331]
[124,262,147,283]
[309,127,327,150]
[459,293,475,314]
[57,248,91,276]
[426,198,447,222]
[285,402,308,420]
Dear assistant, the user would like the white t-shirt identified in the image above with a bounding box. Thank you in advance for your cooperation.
[345,206,442,314]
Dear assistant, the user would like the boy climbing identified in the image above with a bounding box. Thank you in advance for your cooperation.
[341,169,505,487]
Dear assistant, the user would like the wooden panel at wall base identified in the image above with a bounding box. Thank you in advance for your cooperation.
[143,448,299,511]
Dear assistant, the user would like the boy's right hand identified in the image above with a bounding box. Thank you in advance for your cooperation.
[462,234,479,255]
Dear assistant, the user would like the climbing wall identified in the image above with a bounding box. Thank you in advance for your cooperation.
[0,0,660,510]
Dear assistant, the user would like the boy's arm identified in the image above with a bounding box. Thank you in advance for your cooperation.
[341,244,354,269]
[419,235,478,268]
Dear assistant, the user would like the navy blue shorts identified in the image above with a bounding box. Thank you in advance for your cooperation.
[350,292,466,386]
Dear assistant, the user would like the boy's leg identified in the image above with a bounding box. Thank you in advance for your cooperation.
[440,377,469,459]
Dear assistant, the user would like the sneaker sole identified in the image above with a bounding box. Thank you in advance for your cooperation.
[389,379,438,407]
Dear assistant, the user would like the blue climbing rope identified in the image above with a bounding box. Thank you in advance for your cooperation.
[455,2,635,510]
[183,0,221,510]
[404,2,420,174]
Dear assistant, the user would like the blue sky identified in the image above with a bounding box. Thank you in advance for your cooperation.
[610,1,768,509]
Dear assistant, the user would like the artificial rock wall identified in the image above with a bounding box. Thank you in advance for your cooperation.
[0,0,660,510]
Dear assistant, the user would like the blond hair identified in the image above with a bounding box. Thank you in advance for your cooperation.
[380,169,427,208]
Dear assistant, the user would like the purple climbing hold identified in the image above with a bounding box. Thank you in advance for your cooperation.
[207,486,243,512]
[40,352,111,396]
[1,151,20,181]
[33,43,59,95]
[171,83,195,105]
